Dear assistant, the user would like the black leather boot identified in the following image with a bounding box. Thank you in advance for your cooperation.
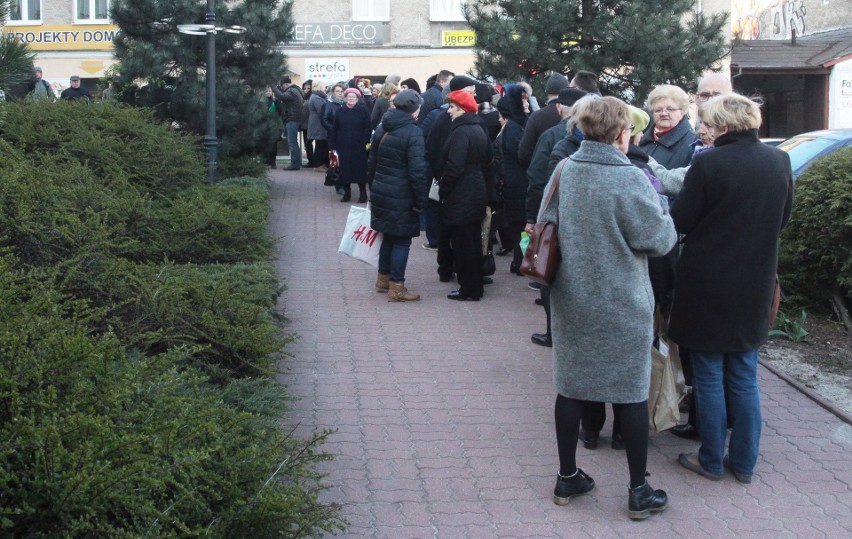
[357,185,368,203]
[340,185,351,203]
[553,469,595,505]
[579,429,599,450]
[628,481,668,520]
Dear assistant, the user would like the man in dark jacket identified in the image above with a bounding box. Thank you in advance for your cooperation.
[419,69,454,125]
[368,89,428,302]
[274,76,305,170]
[60,75,91,101]
[517,72,569,168]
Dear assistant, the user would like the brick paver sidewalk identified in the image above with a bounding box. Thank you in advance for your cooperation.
[270,169,852,538]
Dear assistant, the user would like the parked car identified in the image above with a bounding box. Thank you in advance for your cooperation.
[775,129,852,180]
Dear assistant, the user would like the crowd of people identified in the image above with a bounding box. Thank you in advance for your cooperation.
[271,69,794,520]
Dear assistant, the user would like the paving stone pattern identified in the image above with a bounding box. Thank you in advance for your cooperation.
[270,170,852,538]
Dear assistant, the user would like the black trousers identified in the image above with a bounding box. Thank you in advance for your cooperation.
[314,139,330,167]
[444,221,483,298]
[301,130,314,166]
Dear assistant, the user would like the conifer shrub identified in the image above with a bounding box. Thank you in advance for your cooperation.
[0,256,343,537]
[779,148,852,305]
[0,101,205,194]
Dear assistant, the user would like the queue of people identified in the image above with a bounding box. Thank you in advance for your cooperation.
[277,70,793,520]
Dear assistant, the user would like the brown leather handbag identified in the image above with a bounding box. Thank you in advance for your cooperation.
[520,159,567,286]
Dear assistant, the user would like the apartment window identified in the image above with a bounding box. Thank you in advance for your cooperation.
[8,0,41,23]
[430,0,467,22]
[76,0,111,22]
[352,0,389,21]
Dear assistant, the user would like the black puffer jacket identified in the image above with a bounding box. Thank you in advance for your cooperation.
[547,128,583,178]
[440,113,493,226]
[368,109,429,238]
[274,85,304,123]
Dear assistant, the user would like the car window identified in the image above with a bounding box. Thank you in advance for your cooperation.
[777,137,838,173]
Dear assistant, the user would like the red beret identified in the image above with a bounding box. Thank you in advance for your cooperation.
[447,90,478,113]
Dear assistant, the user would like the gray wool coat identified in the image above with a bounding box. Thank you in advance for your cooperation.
[539,141,677,403]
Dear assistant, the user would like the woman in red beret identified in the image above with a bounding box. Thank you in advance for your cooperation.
[438,90,493,301]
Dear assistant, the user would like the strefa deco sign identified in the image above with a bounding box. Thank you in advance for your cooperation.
[2,24,119,51]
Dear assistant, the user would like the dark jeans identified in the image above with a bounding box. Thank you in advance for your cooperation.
[378,234,412,282]
[285,121,300,168]
[505,220,526,270]
[424,198,441,247]
[555,395,649,488]
[447,221,483,298]
[583,402,621,437]
[301,130,314,166]
[314,139,330,167]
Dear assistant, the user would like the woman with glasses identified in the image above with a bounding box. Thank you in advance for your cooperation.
[638,85,696,169]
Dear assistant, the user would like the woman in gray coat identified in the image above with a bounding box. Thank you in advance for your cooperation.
[540,97,677,519]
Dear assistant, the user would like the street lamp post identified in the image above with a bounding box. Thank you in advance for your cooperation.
[178,2,245,184]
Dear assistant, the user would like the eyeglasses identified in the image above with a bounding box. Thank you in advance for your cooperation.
[696,91,722,101]
[652,107,681,115]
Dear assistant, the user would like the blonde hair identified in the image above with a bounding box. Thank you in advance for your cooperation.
[379,82,399,99]
[311,79,324,92]
[699,93,762,132]
[646,84,690,111]
[574,96,629,144]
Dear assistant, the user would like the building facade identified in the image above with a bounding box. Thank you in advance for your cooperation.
[285,0,477,89]
[3,0,118,93]
[2,0,478,96]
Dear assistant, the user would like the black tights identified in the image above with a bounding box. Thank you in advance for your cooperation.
[554,394,649,488]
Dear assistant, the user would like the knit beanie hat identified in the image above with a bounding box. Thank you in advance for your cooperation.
[385,74,402,85]
[449,75,477,92]
[393,89,422,113]
[400,78,422,94]
[557,88,587,107]
[447,90,478,113]
[544,73,569,95]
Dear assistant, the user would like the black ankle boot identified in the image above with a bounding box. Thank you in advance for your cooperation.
[357,191,368,203]
[579,429,599,450]
[628,481,668,520]
[553,469,595,505]
[340,186,351,202]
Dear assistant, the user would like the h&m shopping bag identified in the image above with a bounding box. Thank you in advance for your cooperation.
[338,205,382,267]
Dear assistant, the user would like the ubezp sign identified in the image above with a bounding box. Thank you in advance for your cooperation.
[285,22,389,47]
[2,24,118,51]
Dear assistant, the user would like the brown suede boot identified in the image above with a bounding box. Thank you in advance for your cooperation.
[388,281,420,302]
[375,273,390,293]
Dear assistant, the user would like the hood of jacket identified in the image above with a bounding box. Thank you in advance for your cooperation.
[380,108,416,132]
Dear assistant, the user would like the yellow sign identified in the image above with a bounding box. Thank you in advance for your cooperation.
[441,30,476,48]
[1,24,119,51]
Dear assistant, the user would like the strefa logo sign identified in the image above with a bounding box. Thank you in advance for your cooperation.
[305,59,350,81]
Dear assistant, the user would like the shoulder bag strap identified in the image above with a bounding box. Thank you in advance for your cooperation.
[540,157,568,221]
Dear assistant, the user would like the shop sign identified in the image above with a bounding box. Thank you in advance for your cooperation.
[305,58,350,81]
[441,30,476,47]
[286,22,389,47]
[2,24,118,51]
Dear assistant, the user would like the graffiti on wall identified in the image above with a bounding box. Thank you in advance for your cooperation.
[769,0,807,39]
[731,0,810,41]
[732,0,768,40]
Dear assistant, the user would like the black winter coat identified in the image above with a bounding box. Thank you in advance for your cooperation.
[499,119,527,223]
[370,96,390,129]
[547,129,582,179]
[526,118,568,223]
[669,130,794,352]
[368,109,429,238]
[440,113,493,226]
[518,100,561,168]
[419,84,444,124]
[275,85,304,123]
[638,117,696,169]
[329,104,372,185]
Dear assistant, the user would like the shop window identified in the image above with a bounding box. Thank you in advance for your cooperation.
[7,0,41,23]
[75,0,110,23]
[352,0,389,21]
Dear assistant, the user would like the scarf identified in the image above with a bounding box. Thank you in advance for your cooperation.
[653,125,675,141]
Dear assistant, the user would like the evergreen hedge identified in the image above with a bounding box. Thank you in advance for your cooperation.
[0,102,343,536]
[779,148,852,307]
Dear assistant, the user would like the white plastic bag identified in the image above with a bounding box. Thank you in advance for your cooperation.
[338,205,382,267]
